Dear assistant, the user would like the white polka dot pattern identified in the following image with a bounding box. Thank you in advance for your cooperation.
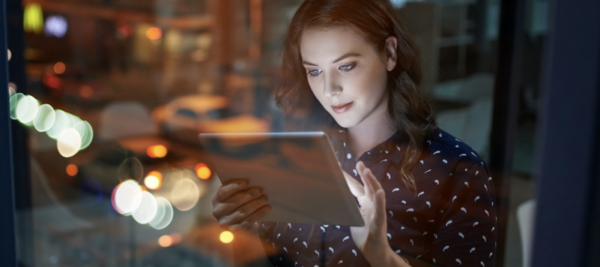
[261,128,497,267]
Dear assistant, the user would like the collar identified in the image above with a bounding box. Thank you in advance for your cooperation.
[336,130,407,166]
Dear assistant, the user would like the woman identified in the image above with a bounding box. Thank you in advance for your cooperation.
[212,0,497,266]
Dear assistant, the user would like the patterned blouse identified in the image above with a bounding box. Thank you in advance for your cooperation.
[260,127,498,267]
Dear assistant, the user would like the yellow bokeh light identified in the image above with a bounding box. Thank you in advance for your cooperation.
[7,49,11,61]
[66,164,78,177]
[146,27,162,40]
[158,235,173,247]
[195,163,211,180]
[24,3,44,34]
[57,128,81,158]
[144,171,162,190]
[147,145,167,158]
[220,231,234,243]
[53,62,65,74]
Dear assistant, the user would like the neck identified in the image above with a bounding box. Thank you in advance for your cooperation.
[347,103,395,158]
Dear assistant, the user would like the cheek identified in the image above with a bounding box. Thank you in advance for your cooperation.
[308,80,328,106]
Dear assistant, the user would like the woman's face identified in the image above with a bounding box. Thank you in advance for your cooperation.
[300,26,397,129]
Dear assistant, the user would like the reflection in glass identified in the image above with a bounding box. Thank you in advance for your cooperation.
[132,191,158,224]
[57,128,81,158]
[149,197,174,230]
[171,178,201,211]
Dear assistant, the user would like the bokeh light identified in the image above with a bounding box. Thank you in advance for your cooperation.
[66,164,78,176]
[149,197,174,230]
[9,93,24,120]
[8,82,16,95]
[144,171,162,190]
[113,180,143,215]
[16,95,40,124]
[44,15,68,38]
[132,191,158,224]
[24,3,44,34]
[195,163,211,180]
[146,145,167,158]
[79,85,93,98]
[171,178,201,211]
[57,128,82,158]
[53,62,65,74]
[220,231,234,243]
[117,157,144,182]
[47,110,81,139]
[158,235,173,247]
[7,49,11,61]
[33,104,56,132]
[146,27,162,40]
[73,120,93,150]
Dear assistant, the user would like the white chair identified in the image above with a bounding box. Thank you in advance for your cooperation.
[517,199,537,267]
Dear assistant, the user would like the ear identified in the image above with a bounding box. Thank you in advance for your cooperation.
[384,36,398,71]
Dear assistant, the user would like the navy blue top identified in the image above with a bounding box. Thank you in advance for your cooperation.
[260,128,497,267]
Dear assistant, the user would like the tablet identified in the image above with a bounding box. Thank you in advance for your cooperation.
[199,132,364,226]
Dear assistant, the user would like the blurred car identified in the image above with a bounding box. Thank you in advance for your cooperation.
[152,94,269,144]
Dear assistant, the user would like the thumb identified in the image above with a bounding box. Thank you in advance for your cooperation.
[343,171,365,197]
[373,189,387,227]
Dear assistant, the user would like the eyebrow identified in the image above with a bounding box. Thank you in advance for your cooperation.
[302,52,361,66]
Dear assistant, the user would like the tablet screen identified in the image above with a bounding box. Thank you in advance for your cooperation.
[200,132,364,226]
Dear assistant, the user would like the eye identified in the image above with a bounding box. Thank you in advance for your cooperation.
[307,69,322,77]
[339,63,356,71]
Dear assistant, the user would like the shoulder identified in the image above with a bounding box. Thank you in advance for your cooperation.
[422,127,485,167]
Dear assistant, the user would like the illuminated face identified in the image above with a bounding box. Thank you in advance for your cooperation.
[300,27,396,129]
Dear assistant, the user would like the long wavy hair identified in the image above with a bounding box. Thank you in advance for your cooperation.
[275,0,436,193]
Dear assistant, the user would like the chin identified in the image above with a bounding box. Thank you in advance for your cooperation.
[332,115,360,129]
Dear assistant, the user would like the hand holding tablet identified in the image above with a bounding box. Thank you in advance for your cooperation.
[202,132,365,227]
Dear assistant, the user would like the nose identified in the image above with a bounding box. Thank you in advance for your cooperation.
[323,73,342,97]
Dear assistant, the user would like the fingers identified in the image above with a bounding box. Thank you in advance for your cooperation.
[343,171,365,197]
[229,205,272,231]
[213,180,248,203]
[356,161,382,200]
[373,189,387,227]
[213,187,264,219]
[217,196,270,226]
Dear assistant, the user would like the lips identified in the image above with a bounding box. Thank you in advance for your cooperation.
[331,102,354,113]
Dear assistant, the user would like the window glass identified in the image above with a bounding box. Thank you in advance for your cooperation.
[7,0,545,266]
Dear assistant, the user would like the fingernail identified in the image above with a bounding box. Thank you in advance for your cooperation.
[250,189,262,198]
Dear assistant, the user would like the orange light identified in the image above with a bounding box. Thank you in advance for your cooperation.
[195,163,211,180]
[53,62,65,74]
[144,171,163,190]
[158,235,173,247]
[147,145,167,158]
[79,85,93,98]
[171,233,182,243]
[220,231,234,243]
[146,27,162,40]
[66,164,78,176]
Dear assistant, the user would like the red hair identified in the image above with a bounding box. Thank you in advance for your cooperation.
[275,0,436,193]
